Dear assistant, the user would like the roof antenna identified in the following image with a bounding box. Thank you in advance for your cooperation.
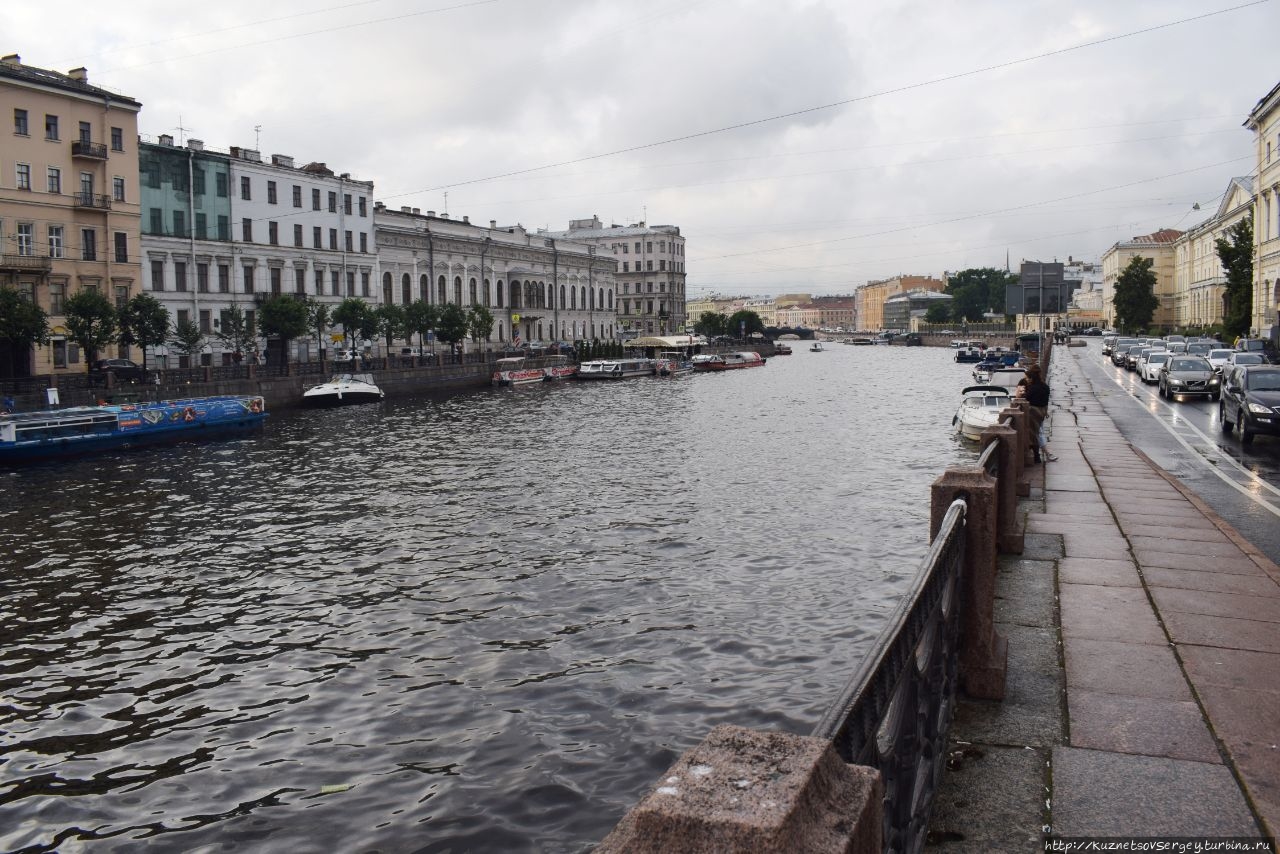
[174,115,192,146]
[254,124,262,150]
[443,191,449,216]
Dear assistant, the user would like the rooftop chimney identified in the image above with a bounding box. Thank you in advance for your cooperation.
[243,149,261,162]
[271,154,294,168]
[1,54,20,67]
[401,206,412,213]
[462,216,470,224]
[67,67,87,82]
[340,172,350,179]
[490,220,497,229]
[427,211,435,217]
[187,139,204,151]
[412,208,420,215]
[158,134,174,147]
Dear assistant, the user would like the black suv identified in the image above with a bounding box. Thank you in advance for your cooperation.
[1219,365,1280,445]
[89,358,143,384]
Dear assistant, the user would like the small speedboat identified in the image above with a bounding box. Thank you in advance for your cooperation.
[954,385,1013,441]
[302,373,385,407]
[773,343,793,355]
[954,346,984,363]
[810,341,825,352]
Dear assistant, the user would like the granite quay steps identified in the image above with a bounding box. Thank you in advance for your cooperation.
[928,343,1279,850]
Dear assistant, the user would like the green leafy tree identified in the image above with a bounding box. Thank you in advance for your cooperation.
[694,311,728,337]
[1215,214,1253,341]
[404,299,440,354]
[63,288,119,369]
[332,298,376,350]
[435,303,470,353]
[925,303,951,324]
[945,267,1017,321]
[468,305,495,351]
[0,287,50,378]
[215,305,257,360]
[118,293,170,376]
[170,317,206,366]
[257,295,311,365]
[308,300,333,362]
[726,309,765,338]
[1112,256,1159,334]
[375,304,408,351]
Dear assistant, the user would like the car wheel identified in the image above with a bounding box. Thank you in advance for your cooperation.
[1220,403,1233,433]
[1210,392,1220,402]
[1242,425,1255,445]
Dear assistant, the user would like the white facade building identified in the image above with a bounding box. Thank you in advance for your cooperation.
[140,136,375,365]
[539,216,687,337]
[374,205,618,349]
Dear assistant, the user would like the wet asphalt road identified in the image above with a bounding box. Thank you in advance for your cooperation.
[1062,339,1280,568]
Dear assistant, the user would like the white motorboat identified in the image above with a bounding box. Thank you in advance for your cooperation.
[953,385,1013,441]
[302,373,385,407]
[576,358,654,379]
[810,341,825,352]
[492,357,546,386]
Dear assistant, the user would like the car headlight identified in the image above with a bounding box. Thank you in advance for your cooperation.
[1170,379,1184,386]
[1209,378,1220,386]
[1248,402,1271,414]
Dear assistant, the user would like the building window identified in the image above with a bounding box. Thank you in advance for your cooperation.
[347,271,355,296]
[16,223,34,256]
[331,270,341,296]
[358,197,367,217]
[16,163,31,190]
[44,114,58,140]
[113,176,125,202]
[197,263,209,293]
[329,228,337,250]
[312,188,321,210]
[196,213,207,240]
[361,272,369,297]
[294,224,303,247]
[79,228,97,261]
[77,121,90,143]
[268,221,279,245]
[218,264,230,292]
[169,210,184,238]
[344,230,352,252]
[292,185,302,207]
[343,194,352,215]
[243,265,255,293]
[114,232,128,263]
[216,172,228,197]
[622,261,629,273]
[200,309,212,333]
[659,260,666,271]
[315,269,324,295]
[242,218,253,242]
[14,109,28,135]
[270,267,282,296]
[47,167,61,194]
[646,260,653,271]
[48,226,63,258]
[240,176,251,200]
[174,261,187,292]
[634,241,641,253]
[359,232,367,253]
[267,181,277,204]
[193,168,205,195]
[49,283,65,315]
[111,127,123,151]
[295,267,306,294]
[328,191,336,212]
[313,226,322,249]
[217,215,229,241]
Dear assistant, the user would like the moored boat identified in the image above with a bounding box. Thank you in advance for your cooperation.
[773,342,793,355]
[0,396,267,463]
[953,385,1013,441]
[576,358,654,380]
[810,341,825,352]
[492,357,546,386]
[690,351,766,371]
[654,351,693,376]
[542,355,579,382]
[954,346,984,363]
[302,373,385,406]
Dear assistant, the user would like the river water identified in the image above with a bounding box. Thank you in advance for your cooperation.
[1,344,973,853]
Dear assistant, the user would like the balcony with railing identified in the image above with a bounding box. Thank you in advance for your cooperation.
[72,192,112,211]
[71,140,108,160]
[0,253,53,273]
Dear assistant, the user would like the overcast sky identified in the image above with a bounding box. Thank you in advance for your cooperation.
[6,0,1277,296]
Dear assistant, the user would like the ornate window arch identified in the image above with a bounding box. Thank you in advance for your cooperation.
[382,272,393,305]
[437,274,447,304]
[483,278,491,307]
[454,276,463,305]
[401,273,411,305]
[420,274,429,302]
[497,280,505,308]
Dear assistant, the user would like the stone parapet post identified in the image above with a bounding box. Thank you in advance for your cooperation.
[597,725,883,853]
[980,423,1023,554]
[930,468,1008,700]
[1001,404,1031,496]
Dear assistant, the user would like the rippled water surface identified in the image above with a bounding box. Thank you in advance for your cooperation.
[1,345,972,852]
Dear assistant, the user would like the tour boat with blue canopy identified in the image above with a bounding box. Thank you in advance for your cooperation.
[0,395,267,463]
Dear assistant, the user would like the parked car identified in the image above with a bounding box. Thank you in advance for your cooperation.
[1158,356,1220,400]
[89,358,143,384]
[1139,352,1171,384]
[1219,365,1280,444]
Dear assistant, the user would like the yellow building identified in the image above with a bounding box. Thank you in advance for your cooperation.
[0,54,142,377]
[1172,178,1253,330]
[1245,80,1280,338]
[1101,229,1182,331]
[855,275,943,332]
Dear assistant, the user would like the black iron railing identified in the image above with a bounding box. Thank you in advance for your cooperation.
[72,192,112,210]
[813,497,968,854]
[71,140,108,159]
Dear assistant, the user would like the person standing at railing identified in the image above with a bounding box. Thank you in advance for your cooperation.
[1019,366,1056,462]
